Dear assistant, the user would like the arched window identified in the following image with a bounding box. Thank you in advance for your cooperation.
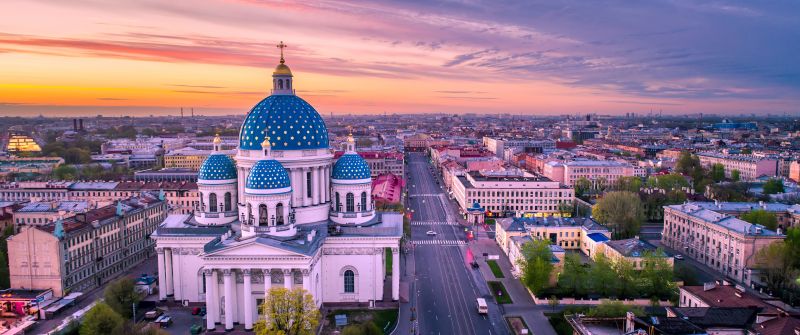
[278,79,283,90]
[346,193,354,212]
[199,192,204,211]
[224,192,232,212]
[360,192,368,211]
[259,204,268,225]
[335,193,341,212]
[209,193,217,212]
[287,80,291,90]
[276,203,284,225]
[344,270,355,293]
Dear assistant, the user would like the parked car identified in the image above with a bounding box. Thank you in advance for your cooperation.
[144,310,163,320]
[426,231,437,236]
[470,261,480,269]
[674,254,685,260]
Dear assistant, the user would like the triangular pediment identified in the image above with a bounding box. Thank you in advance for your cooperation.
[204,239,309,258]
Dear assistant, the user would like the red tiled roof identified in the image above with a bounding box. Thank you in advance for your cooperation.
[683,285,779,314]
[752,316,800,335]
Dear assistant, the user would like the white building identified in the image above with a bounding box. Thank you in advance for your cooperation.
[483,137,555,159]
[696,152,777,181]
[152,53,401,332]
[451,170,573,217]
[543,160,645,187]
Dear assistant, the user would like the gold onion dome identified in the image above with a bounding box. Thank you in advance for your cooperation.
[273,63,293,76]
[212,133,222,145]
[261,136,272,149]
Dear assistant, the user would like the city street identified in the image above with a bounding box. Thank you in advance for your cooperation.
[404,153,508,335]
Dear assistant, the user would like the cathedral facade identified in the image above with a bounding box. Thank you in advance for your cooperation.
[152,49,401,332]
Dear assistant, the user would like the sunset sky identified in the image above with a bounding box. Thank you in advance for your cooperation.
[1,0,798,116]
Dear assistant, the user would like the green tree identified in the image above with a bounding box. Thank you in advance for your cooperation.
[103,277,141,319]
[586,300,643,317]
[53,165,78,180]
[612,176,642,193]
[763,179,785,195]
[710,163,726,182]
[341,322,381,335]
[640,250,675,299]
[731,169,741,182]
[518,239,555,294]
[592,191,644,238]
[675,151,701,176]
[755,242,795,296]
[654,174,689,191]
[588,253,618,297]
[740,209,779,231]
[613,259,639,298]
[0,225,15,289]
[80,303,124,335]
[557,254,587,296]
[63,147,92,164]
[574,177,592,198]
[255,287,320,335]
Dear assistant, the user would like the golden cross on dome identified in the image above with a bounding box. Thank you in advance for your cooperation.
[277,41,287,63]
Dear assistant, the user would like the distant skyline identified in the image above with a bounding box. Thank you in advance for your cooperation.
[1,0,798,116]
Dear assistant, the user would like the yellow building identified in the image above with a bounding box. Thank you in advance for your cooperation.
[164,147,235,170]
[6,135,41,152]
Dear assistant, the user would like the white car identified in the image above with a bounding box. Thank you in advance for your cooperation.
[674,254,684,260]
[426,231,437,236]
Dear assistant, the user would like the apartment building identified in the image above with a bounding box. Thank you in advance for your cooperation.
[163,147,236,170]
[12,200,90,227]
[662,203,784,286]
[0,181,198,215]
[685,201,800,231]
[495,216,610,255]
[451,170,574,217]
[696,152,777,181]
[543,160,645,187]
[482,136,555,159]
[334,151,404,178]
[7,193,168,296]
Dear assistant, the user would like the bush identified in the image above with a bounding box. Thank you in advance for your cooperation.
[488,281,513,304]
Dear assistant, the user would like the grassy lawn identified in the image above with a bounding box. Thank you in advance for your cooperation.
[486,259,505,278]
[545,312,574,335]
[385,247,393,276]
[488,281,513,304]
[325,308,399,334]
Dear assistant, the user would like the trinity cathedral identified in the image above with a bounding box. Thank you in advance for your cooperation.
[152,45,402,332]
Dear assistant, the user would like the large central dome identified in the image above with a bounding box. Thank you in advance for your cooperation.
[239,95,329,151]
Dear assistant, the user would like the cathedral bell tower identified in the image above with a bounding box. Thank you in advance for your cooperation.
[272,41,294,95]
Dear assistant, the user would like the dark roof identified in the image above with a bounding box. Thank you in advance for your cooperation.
[751,315,800,335]
[670,307,759,328]
[681,284,779,314]
[587,232,609,242]
[638,316,705,335]
[605,238,663,257]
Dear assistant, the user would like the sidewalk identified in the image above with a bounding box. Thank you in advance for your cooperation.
[394,243,416,335]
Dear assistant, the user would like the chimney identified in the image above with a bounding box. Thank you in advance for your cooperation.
[73,119,78,132]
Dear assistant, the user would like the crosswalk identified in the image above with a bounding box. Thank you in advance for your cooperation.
[410,221,459,226]
[408,193,442,197]
[411,239,466,246]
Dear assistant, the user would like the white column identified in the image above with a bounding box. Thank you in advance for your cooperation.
[302,168,310,207]
[302,269,310,292]
[324,166,330,202]
[283,269,292,289]
[263,269,271,296]
[312,167,320,205]
[243,269,254,330]
[292,169,301,205]
[392,248,400,301]
[204,269,215,331]
[223,269,234,331]
[211,269,220,325]
[157,248,167,301]
[164,248,174,297]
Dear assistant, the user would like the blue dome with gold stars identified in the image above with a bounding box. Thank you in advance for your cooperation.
[198,153,237,181]
[246,158,291,191]
[332,153,371,180]
[239,95,329,151]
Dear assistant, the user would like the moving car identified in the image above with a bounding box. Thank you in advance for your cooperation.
[674,254,685,260]
[476,298,488,314]
[426,231,437,236]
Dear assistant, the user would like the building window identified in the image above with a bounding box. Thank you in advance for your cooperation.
[276,203,284,225]
[306,172,313,198]
[344,270,355,293]
[209,193,218,212]
[259,204,268,225]
[224,192,232,212]
[346,193,355,212]
[335,193,341,212]
[360,192,367,211]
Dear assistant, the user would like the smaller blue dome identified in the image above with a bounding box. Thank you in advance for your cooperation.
[332,153,371,180]
[198,153,237,181]
[246,159,291,190]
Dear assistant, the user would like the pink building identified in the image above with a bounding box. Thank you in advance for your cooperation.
[372,173,405,204]
[543,160,644,187]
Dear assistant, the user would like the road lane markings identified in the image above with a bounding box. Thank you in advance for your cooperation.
[411,240,466,245]
[410,221,459,226]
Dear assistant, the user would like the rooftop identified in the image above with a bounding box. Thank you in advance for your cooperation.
[605,238,664,257]
[668,203,782,236]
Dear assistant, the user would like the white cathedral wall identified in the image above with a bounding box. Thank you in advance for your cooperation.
[155,237,214,303]
[320,252,382,303]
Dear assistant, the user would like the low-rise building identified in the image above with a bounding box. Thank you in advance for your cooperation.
[495,216,609,256]
[372,173,404,204]
[333,151,404,178]
[662,203,785,286]
[696,152,777,181]
[163,147,236,170]
[452,170,573,218]
[543,160,645,187]
[12,200,90,227]
[7,193,168,296]
[603,238,673,270]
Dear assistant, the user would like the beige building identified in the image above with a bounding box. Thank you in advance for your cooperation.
[662,203,784,286]
[12,200,90,227]
[496,216,610,256]
[452,170,574,217]
[164,147,236,170]
[696,152,777,181]
[543,160,646,188]
[7,193,168,296]
[602,238,674,270]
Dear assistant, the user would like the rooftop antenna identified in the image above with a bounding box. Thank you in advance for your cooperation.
[191,108,194,117]
[180,107,184,118]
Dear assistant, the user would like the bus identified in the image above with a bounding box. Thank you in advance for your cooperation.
[476,298,488,314]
